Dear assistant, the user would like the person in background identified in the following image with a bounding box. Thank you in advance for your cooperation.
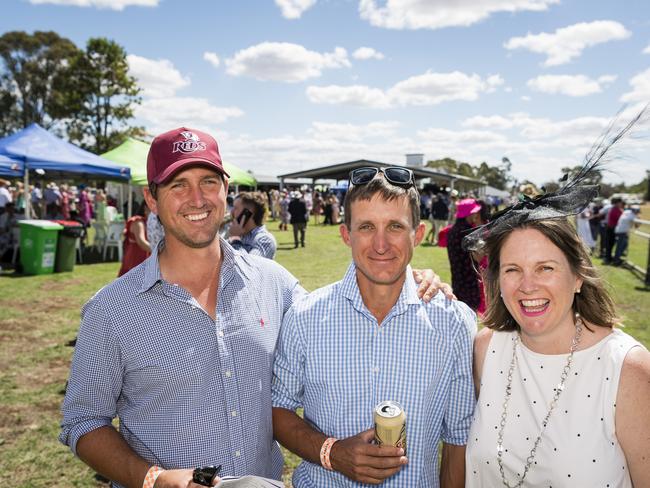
[0,202,19,259]
[30,182,43,219]
[0,179,12,216]
[612,204,641,266]
[44,182,62,218]
[447,199,482,312]
[272,167,475,487]
[117,200,151,277]
[94,189,107,223]
[603,197,624,264]
[59,184,71,220]
[576,204,596,254]
[77,184,93,226]
[288,191,308,248]
[13,181,25,215]
[146,210,165,253]
[279,190,290,231]
[228,191,277,259]
[330,193,341,225]
[312,191,323,225]
[428,193,450,245]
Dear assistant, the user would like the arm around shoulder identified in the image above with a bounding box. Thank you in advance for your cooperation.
[615,346,650,487]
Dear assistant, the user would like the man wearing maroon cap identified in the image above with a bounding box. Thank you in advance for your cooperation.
[60,128,451,488]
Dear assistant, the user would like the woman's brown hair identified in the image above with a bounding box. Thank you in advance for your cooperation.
[481,218,619,331]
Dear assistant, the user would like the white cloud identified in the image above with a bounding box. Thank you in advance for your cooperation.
[621,68,650,103]
[353,47,385,60]
[203,52,220,69]
[135,98,244,135]
[225,42,350,82]
[521,95,531,102]
[308,121,400,141]
[275,0,317,19]
[29,0,157,9]
[306,84,392,108]
[462,115,515,130]
[504,20,631,67]
[527,74,617,96]
[127,54,190,98]
[644,44,650,55]
[388,71,503,106]
[307,71,503,108]
[359,0,558,30]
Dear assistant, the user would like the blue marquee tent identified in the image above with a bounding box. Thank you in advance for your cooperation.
[0,124,130,180]
[0,123,131,217]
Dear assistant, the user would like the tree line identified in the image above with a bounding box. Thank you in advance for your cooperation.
[0,30,143,154]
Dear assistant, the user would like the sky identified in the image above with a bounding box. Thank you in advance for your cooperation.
[2,0,650,186]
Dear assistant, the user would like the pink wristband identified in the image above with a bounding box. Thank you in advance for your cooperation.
[320,437,338,470]
[143,465,164,488]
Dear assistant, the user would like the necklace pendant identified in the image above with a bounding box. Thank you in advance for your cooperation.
[556,383,564,391]
[497,444,504,453]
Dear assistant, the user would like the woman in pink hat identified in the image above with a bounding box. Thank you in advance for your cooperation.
[446,198,482,312]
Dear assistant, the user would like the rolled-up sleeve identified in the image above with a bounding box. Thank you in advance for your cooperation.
[272,306,306,412]
[441,305,476,445]
[59,295,123,456]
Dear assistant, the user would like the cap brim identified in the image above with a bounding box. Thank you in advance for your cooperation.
[153,157,230,184]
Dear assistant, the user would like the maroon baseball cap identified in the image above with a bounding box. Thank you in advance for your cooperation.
[147,127,230,185]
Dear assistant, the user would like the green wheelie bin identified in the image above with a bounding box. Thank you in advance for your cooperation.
[52,220,85,272]
[18,220,63,275]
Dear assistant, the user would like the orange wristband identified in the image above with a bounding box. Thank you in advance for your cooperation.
[320,437,338,471]
[143,465,164,488]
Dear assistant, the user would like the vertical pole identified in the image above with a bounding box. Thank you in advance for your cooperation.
[127,183,132,218]
[645,233,650,287]
[23,168,30,219]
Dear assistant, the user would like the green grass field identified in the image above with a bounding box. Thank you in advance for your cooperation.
[1,209,649,486]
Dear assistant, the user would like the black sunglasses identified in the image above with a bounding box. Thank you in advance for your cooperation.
[349,167,414,187]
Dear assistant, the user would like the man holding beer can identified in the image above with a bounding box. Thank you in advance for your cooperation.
[272,167,476,487]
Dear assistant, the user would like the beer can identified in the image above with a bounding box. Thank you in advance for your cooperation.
[374,400,406,454]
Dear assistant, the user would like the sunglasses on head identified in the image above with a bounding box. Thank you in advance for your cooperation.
[349,167,415,187]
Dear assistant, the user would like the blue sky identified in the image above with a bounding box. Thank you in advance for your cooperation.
[2,0,650,185]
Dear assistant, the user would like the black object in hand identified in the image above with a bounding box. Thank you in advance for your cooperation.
[192,465,221,486]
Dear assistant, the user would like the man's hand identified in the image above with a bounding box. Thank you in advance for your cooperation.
[228,217,245,238]
[154,468,220,487]
[413,268,455,302]
[329,429,407,484]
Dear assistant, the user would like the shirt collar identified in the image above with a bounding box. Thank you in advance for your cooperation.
[139,236,238,294]
[339,262,421,312]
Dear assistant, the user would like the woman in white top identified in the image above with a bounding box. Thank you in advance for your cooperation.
[465,217,649,487]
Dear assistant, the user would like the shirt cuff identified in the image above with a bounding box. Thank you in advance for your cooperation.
[60,417,113,457]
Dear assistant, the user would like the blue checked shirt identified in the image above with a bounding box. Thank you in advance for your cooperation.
[230,225,277,259]
[60,239,305,487]
[272,263,477,488]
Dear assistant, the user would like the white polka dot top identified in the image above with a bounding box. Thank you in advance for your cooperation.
[466,328,641,488]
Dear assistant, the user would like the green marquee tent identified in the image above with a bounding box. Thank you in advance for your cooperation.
[102,138,257,187]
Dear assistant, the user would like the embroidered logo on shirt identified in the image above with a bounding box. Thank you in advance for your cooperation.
[260,318,265,327]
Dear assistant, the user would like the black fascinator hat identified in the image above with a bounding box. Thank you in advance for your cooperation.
[462,105,648,252]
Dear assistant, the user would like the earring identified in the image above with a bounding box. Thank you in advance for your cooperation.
[575,288,581,294]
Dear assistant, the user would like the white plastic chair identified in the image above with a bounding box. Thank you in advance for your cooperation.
[105,206,118,222]
[75,237,83,264]
[103,221,124,261]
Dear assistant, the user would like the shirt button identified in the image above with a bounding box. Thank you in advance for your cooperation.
[225,370,232,378]
[235,450,241,457]
[231,410,237,417]
[218,330,224,337]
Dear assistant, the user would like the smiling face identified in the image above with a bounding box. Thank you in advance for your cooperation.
[144,166,227,249]
[341,193,425,288]
[499,228,583,342]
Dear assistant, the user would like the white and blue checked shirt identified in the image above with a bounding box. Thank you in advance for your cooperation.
[230,225,277,259]
[60,239,305,486]
[272,263,477,488]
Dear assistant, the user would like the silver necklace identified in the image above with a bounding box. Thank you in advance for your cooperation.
[497,315,583,488]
